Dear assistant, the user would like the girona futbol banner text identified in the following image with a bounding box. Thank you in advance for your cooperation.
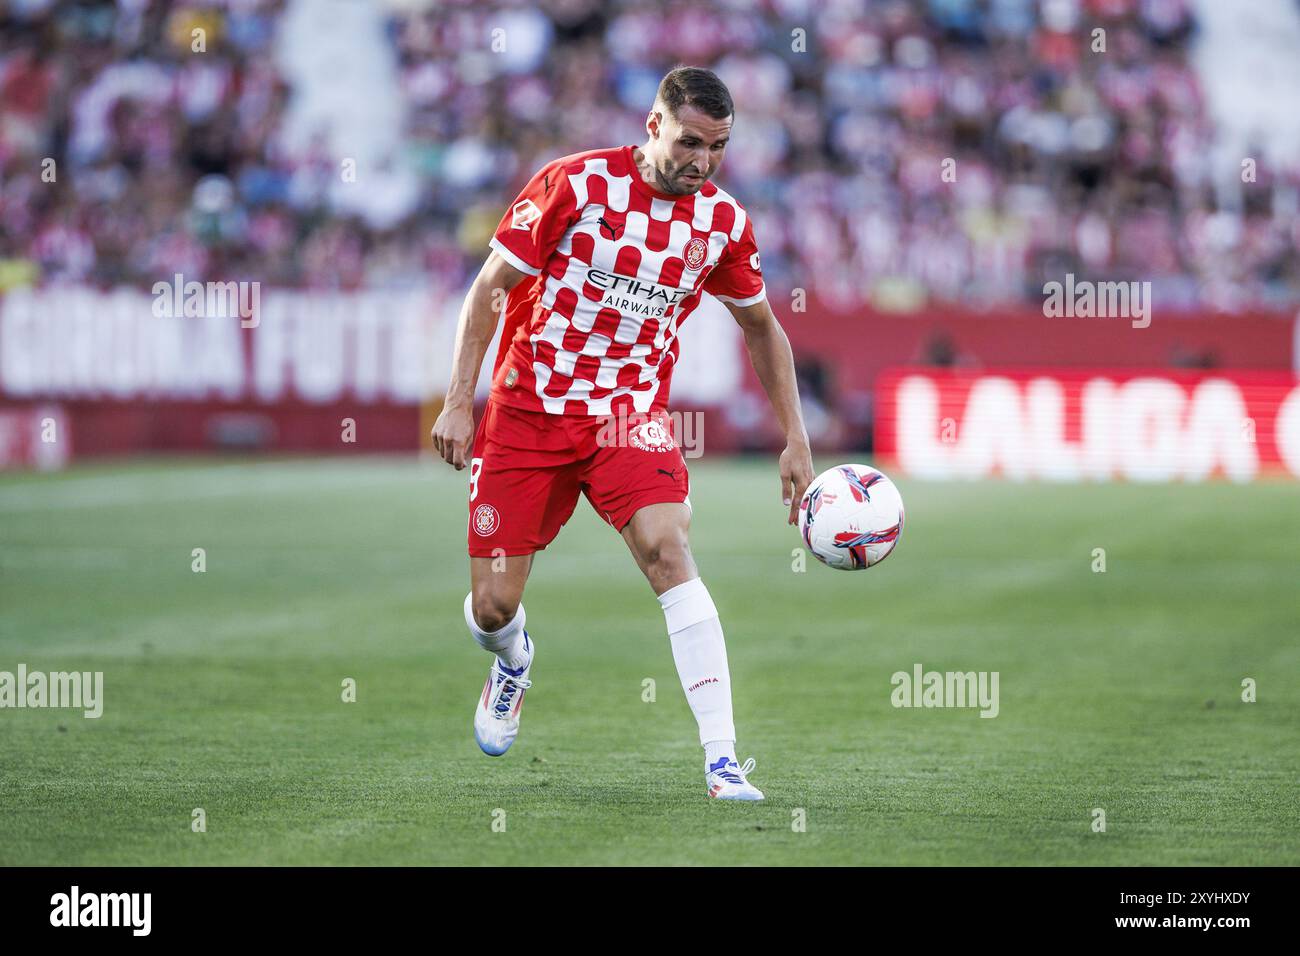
[875,368,1300,482]
[0,285,742,407]
[0,285,745,458]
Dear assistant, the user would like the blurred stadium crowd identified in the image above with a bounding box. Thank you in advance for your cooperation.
[1,0,1297,311]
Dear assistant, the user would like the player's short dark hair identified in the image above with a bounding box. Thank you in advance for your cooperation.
[656,67,734,121]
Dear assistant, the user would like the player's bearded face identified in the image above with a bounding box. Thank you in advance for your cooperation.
[654,105,732,194]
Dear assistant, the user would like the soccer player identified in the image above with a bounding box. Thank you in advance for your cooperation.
[432,67,814,801]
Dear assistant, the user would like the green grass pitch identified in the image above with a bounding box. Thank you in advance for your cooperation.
[1,456,1297,865]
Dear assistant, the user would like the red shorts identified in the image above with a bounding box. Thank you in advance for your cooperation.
[466,399,691,557]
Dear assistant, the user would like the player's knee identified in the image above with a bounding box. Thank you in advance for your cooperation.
[643,533,694,583]
[471,591,519,633]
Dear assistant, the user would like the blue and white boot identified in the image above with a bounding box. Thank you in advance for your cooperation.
[706,756,764,801]
[473,632,533,756]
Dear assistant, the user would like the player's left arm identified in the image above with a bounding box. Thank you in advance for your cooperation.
[704,219,813,523]
[704,213,814,525]
[723,295,815,526]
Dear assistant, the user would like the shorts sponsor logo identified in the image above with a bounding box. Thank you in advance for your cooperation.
[472,504,500,536]
[596,409,704,458]
[684,237,708,270]
[628,419,675,453]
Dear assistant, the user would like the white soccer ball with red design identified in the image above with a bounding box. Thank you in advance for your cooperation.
[797,464,905,570]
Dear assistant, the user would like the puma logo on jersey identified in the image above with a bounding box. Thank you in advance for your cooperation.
[598,216,623,240]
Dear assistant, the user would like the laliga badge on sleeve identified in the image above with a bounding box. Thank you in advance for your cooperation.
[504,367,518,388]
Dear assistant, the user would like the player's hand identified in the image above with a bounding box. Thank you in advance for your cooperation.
[432,402,475,470]
[779,439,815,525]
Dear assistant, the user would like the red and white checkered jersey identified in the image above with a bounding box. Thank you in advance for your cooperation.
[486,144,765,416]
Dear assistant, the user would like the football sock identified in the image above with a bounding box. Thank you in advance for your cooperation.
[657,577,737,767]
[704,741,736,769]
[463,592,531,671]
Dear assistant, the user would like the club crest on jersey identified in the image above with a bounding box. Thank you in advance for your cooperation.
[684,237,708,270]
[472,504,501,536]
[511,199,541,232]
[629,419,676,453]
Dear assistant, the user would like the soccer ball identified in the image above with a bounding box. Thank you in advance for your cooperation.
[798,464,905,570]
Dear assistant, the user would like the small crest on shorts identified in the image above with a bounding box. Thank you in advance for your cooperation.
[504,367,518,388]
[472,504,501,536]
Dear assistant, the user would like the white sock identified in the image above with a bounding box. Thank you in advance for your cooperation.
[657,578,736,768]
[704,740,736,769]
[463,593,531,672]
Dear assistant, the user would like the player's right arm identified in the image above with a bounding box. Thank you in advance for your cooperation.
[432,156,579,469]
[431,250,528,470]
